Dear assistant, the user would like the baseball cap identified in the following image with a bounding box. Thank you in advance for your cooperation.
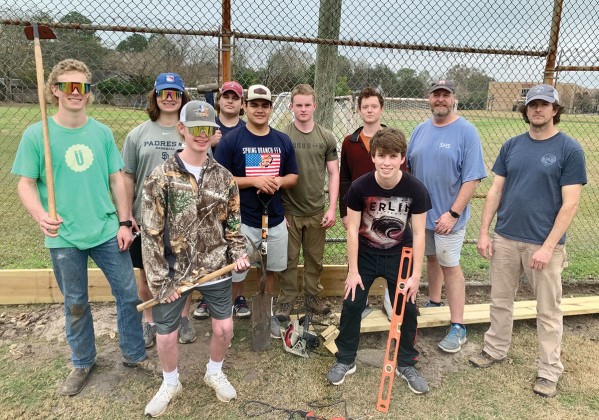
[429,79,456,94]
[179,101,219,128]
[525,84,559,105]
[221,81,243,97]
[155,73,185,91]
[246,84,272,102]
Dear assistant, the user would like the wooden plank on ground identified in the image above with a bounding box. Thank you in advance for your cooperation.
[323,295,599,354]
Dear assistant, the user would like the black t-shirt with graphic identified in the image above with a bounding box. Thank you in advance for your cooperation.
[346,171,431,255]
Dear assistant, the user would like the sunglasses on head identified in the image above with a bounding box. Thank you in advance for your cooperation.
[187,126,215,136]
[54,82,91,95]
[156,89,183,100]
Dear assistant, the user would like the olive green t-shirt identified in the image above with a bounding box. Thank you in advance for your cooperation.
[282,123,338,216]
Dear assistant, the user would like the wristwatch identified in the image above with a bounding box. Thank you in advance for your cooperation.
[119,220,133,227]
[448,209,460,219]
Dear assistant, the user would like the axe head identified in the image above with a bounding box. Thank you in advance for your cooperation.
[24,24,56,40]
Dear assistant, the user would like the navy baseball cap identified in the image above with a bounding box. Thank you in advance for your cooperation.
[155,73,185,91]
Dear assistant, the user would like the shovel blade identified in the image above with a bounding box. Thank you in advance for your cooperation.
[24,24,57,40]
[251,293,271,352]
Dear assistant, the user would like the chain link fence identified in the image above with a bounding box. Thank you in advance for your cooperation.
[1,1,597,281]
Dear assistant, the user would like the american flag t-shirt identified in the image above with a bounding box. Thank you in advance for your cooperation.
[245,153,281,176]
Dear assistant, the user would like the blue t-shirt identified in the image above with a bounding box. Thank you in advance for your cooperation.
[216,116,245,137]
[347,172,431,255]
[407,116,487,231]
[493,131,587,245]
[214,126,299,228]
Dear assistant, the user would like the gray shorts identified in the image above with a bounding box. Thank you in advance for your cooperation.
[152,281,233,334]
[425,228,466,268]
[232,221,288,282]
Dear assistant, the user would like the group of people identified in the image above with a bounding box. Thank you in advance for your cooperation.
[11,58,586,417]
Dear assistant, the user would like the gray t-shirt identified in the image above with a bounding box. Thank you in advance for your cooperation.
[407,116,487,231]
[121,120,183,221]
[493,131,587,245]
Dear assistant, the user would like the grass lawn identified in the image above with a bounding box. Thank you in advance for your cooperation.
[0,103,598,281]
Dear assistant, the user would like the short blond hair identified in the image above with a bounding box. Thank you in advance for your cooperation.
[46,59,94,105]
[290,84,316,104]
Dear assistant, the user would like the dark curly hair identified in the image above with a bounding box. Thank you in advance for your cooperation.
[519,102,564,125]
[370,127,407,157]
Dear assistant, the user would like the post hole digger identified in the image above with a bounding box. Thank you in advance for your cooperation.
[137,240,261,312]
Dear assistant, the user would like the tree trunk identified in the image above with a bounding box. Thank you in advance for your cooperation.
[314,0,342,130]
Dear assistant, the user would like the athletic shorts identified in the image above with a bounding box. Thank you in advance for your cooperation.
[129,233,144,269]
[152,280,233,335]
[232,221,288,283]
[424,228,466,268]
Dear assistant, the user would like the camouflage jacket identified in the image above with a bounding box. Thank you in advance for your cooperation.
[141,152,245,301]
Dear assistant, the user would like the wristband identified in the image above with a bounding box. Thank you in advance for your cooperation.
[448,209,460,218]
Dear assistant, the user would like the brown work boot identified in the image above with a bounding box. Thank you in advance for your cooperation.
[123,357,161,376]
[304,294,331,315]
[60,366,93,396]
[533,377,558,397]
[275,301,293,322]
[469,350,504,368]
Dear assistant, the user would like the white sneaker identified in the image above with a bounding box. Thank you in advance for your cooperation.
[204,371,237,402]
[144,380,182,417]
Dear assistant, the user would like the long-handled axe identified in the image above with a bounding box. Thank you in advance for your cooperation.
[24,23,57,223]
[136,240,261,312]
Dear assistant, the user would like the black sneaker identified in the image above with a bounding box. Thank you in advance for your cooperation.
[193,299,209,319]
[233,296,251,318]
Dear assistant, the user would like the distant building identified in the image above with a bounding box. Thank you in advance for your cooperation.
[487,81,596,113]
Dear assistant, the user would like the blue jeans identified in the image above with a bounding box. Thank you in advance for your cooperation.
[50,237,146,368]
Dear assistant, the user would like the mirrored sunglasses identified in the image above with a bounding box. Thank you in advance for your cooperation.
[54,82,91,94]
[187,126,215,136]
[156,89,182,100]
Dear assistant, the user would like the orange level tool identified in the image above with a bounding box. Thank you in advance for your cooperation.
[376,247,413,413]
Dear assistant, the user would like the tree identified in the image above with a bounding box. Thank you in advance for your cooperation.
[262,45,312,93]
[116,34,148,53]
[314,0,342,128]
[446,65,494,110]
[45,11,109,74]
[396,68,429,98]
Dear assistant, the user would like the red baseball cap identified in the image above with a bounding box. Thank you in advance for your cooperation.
[220,81,243,97]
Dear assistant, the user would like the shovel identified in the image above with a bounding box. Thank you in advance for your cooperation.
[252,194,274,352]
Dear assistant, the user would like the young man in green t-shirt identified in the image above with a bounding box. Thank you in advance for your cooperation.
[12,59,152,397]
[275,84,340,320]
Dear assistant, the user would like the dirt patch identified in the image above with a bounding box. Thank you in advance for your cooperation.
[1,280,598,418]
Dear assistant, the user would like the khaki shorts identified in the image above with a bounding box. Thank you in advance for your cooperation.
[232,221,288,282]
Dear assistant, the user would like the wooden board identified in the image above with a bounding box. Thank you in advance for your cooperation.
[0,266,379,305]
[322,296,599,354]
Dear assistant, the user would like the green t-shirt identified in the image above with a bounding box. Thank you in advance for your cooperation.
[11,117,124,249]
[282,123,338,216]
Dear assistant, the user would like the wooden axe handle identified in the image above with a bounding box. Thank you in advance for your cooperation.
[33,35,57,221]
[136,262,236,312]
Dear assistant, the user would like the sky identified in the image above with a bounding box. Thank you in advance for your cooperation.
[3,0,598,86]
